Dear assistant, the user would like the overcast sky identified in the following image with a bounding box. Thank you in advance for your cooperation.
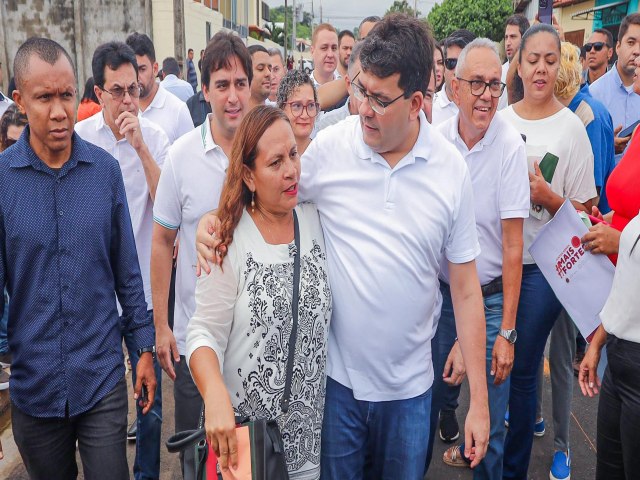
[266,0,440,31]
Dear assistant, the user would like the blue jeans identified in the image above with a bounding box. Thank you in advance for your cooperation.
[503,264,562,480]
[320,376,432,480]
[427,286,509,479]
[0,289,9,354]
[123,311,162,480]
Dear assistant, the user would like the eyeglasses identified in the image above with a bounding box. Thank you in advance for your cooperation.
[99,84,141,101]
[456,78,506,98]
[444,58,458,71]
[351,72,406,115]
[584,42,609,52]
[284,101,320,118]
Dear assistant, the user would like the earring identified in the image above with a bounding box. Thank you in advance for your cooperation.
[251,191,255,213]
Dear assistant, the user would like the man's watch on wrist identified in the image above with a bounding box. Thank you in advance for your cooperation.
[499,329,517,344]
[137,346,156,359]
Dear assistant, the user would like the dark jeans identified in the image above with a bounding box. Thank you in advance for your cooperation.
[320,376,432,480]
[123,312,163,480]
[174,355,204,476]
[503,264,563,480]
[596,335,640,480]
[12,376,129,480]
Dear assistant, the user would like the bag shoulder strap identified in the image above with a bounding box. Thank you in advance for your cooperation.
[281,210,300,413]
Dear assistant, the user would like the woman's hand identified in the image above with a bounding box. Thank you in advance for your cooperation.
[205,393,239,472]
[578,344,602,398]
[582,223,621,255]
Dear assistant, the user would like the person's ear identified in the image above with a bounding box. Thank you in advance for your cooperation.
[409,91,423,121]
[451,77,461,105]
[153,62,159,78]
[242,164,255,194]
[12,89,26,115]
[95,85,105,106]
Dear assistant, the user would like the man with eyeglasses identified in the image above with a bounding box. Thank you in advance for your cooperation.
[432,29,476,126]
[583,29,614,86]
[3,37,156,479]
[75,41,168,480]
[426,38,529,479]
[195,13,490,480]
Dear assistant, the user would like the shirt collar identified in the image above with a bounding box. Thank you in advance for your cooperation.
[201,113,222,154]
[435,89,454,108]
[354,110,432,166]
[146,83,167,111]
[448,110,501,154]
[9,126,94,170]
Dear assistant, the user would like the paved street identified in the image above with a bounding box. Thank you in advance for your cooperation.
[0,357,599,480]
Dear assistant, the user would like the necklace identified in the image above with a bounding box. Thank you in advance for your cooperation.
[256,208,293,244]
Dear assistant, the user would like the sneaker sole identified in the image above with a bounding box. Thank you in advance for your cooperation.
[549,472,570,480]
[0,383,8,391]
[439,431,460,443]
[127,435,137,442]
[534,428,546,437]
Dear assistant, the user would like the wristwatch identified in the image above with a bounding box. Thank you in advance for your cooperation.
[499,329,517,344]
[137,345,156,359]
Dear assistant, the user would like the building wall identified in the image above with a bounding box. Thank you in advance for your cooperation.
[556,0,596,44]
[0,0,151,92]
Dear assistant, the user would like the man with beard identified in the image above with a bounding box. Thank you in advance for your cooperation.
[126,32,193,144]
[337,30,355,78]
[247,45,272,109]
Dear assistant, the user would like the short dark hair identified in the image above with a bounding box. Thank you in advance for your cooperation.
[339,30,355,45]
[519,23,560,63]
[201,31,252,89]
[13,37,75,89]
[268,48,284,63]
[248,45,268,56]
[92,41,138,88]
[359,13,434,97]
[359,16,381,30]
[162,57,181,76]
[188,48,194,54]
[619,13,640,43]
[592,28,614,47]
[126,32,156,63]
[443,29,476,57]
[505,14,530,38]
[81,76,99,103]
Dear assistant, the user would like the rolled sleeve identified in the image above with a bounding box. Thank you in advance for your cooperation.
[153,150,182,230]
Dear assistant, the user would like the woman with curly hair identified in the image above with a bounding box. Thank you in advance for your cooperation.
[187,105,331,479]
[277,70,319,156]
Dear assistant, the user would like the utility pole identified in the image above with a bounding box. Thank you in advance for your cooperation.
[320,0,323,23]
[414,0,418,17]
[292,0,297,55]
[284,0,288,68]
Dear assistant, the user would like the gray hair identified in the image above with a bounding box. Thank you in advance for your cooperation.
[276,69,318,108]
[455,38,500,77]
[268,48,284,63]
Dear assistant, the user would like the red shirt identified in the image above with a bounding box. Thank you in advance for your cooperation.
[607,133,640,233]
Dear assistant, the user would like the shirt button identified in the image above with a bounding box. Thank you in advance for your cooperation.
[59,211,63,216]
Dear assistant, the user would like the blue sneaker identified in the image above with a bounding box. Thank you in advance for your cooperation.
[550,450,571,480]
[534,417,546,437]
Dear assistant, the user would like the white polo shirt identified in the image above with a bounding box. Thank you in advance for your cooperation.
[498,61,509,111]
[432,88,459,126]
[153,115,228,355]
[438,113,530,285]
[299,112,480,402]
[501,106,597,264]
[310,69,341,88]
[140,84,194,144]
[75,112,169,310]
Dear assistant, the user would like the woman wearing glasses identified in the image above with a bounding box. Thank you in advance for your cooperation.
[277,70,319,156]
[500,24,597,480]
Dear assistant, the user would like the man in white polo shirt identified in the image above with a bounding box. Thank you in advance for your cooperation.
[195,14,490,480]
[150,31,252,477]
[126,32,193,144]
[427,39,529,480]
[75,41,169,480]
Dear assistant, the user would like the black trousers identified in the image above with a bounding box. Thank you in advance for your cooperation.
[12,376,129,480]
[597,335,640,480]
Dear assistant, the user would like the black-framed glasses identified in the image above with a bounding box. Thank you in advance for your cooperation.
[456,78,506,98]
[444,58,458,71]
[584,42,609,52]
[284,101,320,118]
[99,84,141,101]
[351,72,406,115]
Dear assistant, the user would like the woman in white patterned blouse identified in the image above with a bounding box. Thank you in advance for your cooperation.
[187,106,332,480]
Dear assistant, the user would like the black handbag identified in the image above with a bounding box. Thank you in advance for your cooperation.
[166,211,302,480]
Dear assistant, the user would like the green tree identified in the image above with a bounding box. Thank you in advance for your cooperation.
[385,0,421,17]
[427,0,513,42]
[270,6,313,41]
[264,22,285,46]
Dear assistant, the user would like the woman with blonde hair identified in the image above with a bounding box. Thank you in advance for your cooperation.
[187,105,331,479]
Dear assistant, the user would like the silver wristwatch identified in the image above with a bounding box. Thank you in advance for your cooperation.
[499,329,517,344]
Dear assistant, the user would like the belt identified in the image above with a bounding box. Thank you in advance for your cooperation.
[481,276,503,297]
[440,276,503,298]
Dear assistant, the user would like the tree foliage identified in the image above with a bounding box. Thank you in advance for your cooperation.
[427,0,513,42]
[270,6,312,41]
[385,0,421,17]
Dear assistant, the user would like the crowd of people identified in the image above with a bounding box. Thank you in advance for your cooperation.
[0,8,638,480]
